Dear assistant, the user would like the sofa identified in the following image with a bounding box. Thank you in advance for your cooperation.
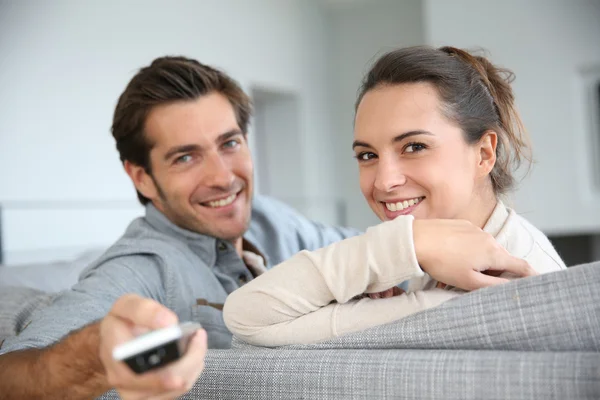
[2,258,600,399]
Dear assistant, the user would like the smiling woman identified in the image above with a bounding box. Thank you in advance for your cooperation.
[222,45,567,347]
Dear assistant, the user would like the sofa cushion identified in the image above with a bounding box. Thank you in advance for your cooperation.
[231,261,600,352]
[0,286,55,347]
[99,349,600,400]
[0,248,105,293]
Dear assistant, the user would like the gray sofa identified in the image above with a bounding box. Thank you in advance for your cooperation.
[2,261,599,399]
[99,261,600,399]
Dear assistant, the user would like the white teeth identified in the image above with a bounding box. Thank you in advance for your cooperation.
[207,194,236,208]
[385,197,422,212]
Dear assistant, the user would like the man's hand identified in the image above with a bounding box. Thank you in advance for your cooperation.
[413,219,538,291]
[99,294,207,400]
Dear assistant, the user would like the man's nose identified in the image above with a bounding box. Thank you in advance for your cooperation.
[204,153,235,188]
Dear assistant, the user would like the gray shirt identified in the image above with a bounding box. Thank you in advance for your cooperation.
[0,195,359,353]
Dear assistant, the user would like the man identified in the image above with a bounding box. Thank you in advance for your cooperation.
[0,56,533,400]
[0,56,362,400]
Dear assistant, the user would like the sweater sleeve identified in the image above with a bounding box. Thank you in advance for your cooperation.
[223,215,458,346]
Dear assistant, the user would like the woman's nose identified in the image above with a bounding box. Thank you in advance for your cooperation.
[373,157,407,192]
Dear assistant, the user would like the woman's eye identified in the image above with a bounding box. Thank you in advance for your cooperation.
[404,143,426,153]
[356,152,376,161]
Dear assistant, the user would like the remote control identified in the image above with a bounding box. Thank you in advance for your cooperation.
[112,321,202,374]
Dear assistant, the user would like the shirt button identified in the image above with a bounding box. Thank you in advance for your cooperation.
[218,242,227,251]
[238,274,248,285]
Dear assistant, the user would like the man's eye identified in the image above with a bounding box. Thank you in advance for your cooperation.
[404,143,427,153]
[355,152,376,161]
[223,139,240,149]
[175,154,193,164]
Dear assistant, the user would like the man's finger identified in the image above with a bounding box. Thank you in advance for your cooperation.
[107,354,187,393]
[155,330,207,392]
[109,294,178,329]
[121,330,207,394]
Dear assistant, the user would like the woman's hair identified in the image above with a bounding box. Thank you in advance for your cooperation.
[355,45,532,195]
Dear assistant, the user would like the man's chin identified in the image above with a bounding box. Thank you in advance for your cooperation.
[211,215,252,241]
[213,225,248,242]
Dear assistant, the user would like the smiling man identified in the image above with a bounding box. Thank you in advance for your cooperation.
[126,91,255,253]
[0,57,361,400]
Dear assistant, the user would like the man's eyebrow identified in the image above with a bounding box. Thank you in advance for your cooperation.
[164,144,201,161]
[352,130,434,150]
[216,129,244,143]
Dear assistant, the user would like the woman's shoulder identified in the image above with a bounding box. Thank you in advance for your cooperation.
[501,207,567,272]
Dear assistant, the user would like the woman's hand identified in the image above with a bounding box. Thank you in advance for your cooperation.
[413,219,538,291]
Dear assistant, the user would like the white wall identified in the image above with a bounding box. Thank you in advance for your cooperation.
[424,0,600,235]
[0,0,337,263]
[252,88,303,199]
[3,0,598,263]
[326,0,426,230]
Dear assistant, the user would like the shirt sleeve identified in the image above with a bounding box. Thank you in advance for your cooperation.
[223,215,458,347]
[0,255,165,354]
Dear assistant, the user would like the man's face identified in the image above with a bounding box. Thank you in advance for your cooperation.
[131,92,254,242]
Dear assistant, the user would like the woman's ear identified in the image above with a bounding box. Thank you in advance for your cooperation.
[124,160,159,201]
[477,130,497,177]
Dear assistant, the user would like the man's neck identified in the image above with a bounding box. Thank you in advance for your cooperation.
[232,237,243,257]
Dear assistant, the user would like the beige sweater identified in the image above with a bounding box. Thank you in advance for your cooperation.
[223,202,566,347]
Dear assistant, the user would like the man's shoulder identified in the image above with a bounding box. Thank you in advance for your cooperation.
[245,195,311,266]
[80,216,203,277]
[108,216,191,256]
[248,195,309,235]
[250,195,303,219]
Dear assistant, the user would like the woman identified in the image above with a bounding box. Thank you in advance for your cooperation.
[223,46,566,347]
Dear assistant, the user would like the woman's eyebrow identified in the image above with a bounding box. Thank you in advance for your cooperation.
[391,130,434,144]
[352,140,372,150]
[352,130,434,150]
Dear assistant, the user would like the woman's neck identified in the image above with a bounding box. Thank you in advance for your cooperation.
[464,184,498,229]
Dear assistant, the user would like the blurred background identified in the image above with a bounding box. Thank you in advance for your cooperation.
[1,0,599,267]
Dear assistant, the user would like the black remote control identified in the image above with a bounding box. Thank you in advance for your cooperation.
[112,322,202,374]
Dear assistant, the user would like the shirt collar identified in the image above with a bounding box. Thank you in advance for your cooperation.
[482,200,511,240]
[143,203,265,268]
[144,203,219,267]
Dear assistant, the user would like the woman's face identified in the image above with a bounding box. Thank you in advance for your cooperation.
[353,82,496,223]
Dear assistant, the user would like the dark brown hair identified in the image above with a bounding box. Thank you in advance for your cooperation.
[355,45,531,195]
[111,56,252,204]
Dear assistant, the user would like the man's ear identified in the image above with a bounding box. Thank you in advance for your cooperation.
[477,130,497,177]
[124,160,159,201]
